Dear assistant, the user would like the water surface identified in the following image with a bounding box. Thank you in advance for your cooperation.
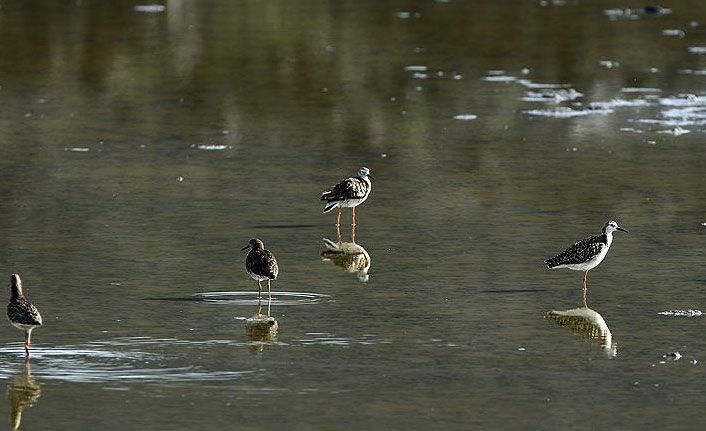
[1,0,706,429]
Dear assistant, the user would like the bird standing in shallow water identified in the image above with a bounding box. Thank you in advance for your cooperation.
[321,167,374,242]
[242,239,279,316]
[6,274,42,356]
[545,221,628,307]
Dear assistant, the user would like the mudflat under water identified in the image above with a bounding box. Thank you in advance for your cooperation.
[1,0,706,429]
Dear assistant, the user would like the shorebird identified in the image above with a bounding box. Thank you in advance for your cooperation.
[6,274,42,356]
[545,221,628,307]
[241,239,279,316]
[321,167,374,241]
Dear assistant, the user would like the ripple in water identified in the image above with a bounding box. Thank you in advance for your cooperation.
[587,98,652,109]
[133,4,165,13]
[482,73,516,82]
[193,291,332,306]
[293,332,392,347]
[522,107,614,118]
[520,88,583,103]
[662,106,706,119]
[516,79,571,89]
[657,309,703,317]
[621,87,662,93]
[678,69,706,75]
[0,340,253,383]
[34,364,251,384]
[190,144,230,151]
[453,114,477,121]
[658,94,706,106]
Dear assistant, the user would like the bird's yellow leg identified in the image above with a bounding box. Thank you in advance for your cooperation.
[267,280,272,317]
[257,280,262,315]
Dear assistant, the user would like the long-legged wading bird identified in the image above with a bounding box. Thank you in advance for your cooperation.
[7,274,42,356]
[321,167,374,241]
[545,221,628,307]
[242,239,279,316]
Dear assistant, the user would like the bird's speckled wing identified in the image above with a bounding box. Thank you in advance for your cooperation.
[246,249,279,280]
[7,298,42,326]
[321,177,367,202]
[545,234,606,268]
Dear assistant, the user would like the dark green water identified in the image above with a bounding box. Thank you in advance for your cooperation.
[1,0,706,429]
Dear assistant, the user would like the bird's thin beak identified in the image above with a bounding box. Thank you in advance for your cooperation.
[617,227,628,233]
[368,174,375,181]
[241,245,250,251]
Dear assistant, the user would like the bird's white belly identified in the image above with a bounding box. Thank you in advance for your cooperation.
[338,196,368,208]
[248,271,270,282]
[8,320,37,331]
[566,248,609,271]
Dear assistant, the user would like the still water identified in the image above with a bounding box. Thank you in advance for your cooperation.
[1,0,706,429]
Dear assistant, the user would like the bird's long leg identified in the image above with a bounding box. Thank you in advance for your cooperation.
[267,279,272,317]
[582,271,588,308]
[24,329,31,356]
[257,280,262,315]
[336,207,342,242]
[351,207,356,243]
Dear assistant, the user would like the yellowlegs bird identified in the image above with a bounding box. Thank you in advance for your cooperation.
[545,221,628,307]
[321,167,374,241]
[241,239,279,316]
[6,274,42,356]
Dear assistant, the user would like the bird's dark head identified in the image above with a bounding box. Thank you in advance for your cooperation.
[241,238,265,251]
[9,274,22,296]
[358,166,374,181]
[603,220,628,234]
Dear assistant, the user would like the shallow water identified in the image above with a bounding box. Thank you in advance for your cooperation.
[1,0,706,429]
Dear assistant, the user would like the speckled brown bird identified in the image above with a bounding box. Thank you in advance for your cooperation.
[321,167,374,240]
[7,274,42,356]
[241,239,279,316]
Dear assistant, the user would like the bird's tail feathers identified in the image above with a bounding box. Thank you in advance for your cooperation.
[322,201,339,214]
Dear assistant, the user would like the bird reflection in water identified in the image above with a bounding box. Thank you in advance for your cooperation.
[7,359,41,430]
[545,307,617,357]
[320,238,371,282]
[245,316,278,354]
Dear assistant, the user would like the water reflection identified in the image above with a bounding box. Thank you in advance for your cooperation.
[6,359,41,430]
[245,316,278,354]
[545,307,616,357]
[320,238,371,282]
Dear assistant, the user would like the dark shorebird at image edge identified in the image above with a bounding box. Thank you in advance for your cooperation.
[7,274,43,356]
